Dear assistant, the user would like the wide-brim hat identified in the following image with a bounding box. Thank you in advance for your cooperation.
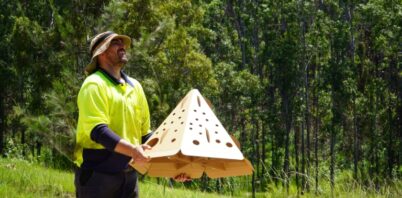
[85,31,131,75]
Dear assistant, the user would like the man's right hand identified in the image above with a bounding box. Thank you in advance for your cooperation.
[131,144,151,164]
[114,139,152,164]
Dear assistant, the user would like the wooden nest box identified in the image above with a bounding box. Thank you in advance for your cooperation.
[131,89,253,179]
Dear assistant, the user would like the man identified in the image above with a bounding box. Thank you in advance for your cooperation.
[74,31,188,198]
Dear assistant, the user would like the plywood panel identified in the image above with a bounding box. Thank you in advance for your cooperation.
[131,89,253,178]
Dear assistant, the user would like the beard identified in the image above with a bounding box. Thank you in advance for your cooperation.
[107,49,128,65]
[118,49,128,64]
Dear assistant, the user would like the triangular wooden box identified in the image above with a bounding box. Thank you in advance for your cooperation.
[131,89,253,178]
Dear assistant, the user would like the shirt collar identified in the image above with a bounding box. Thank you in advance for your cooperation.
[97,67,134,87]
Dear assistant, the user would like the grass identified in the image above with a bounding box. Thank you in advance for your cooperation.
[0,158,228,198]
[1,158,401,197]
[239,172,402,198]
[0,158,74,198]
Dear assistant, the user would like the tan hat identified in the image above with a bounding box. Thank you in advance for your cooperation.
[85,31,131,75]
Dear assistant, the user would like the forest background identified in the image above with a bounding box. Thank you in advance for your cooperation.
[0,0,401,197]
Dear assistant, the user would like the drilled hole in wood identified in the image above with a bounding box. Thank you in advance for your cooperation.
[215,131,218,134]
[190,127,193,130]
[216,139,221,144]
[171,138,176,143]
[174,129,178,132]
[206,119,209,122]
[182,109,185,112]
[171,121,174,124]
[173,113,176,116]
[226,142,233,148]
[180,96,188,109]
[206,129,210,143]
[203,112,206,115]
[147,138,159,148]
[160,129,169,144]
[199,132,202,135]
[181,122,184,124]
[197,96,201,107]
[178,116,181,119]
[163,122,166,125]
[193,140,200,145]
[190,122,193,125]
[196,118,199,121]
[194,109,197,112]
[215,124,219,127]
[199,124,202,127]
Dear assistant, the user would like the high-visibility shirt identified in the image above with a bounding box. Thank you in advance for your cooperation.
[74,69,151,172]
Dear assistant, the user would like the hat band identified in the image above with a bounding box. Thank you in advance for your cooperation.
[91,32,114,55]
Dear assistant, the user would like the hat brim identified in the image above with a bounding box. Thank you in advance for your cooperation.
[85,34,131,75]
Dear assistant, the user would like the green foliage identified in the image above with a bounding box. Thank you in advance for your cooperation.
[101,0,220,126]
[0,0,401,196]
[21,69,80,161]
[3,138,25,160]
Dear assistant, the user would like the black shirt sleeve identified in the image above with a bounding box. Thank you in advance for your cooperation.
[90,124,121,151]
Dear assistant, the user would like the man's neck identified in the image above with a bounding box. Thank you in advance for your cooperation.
[99,64,123,80]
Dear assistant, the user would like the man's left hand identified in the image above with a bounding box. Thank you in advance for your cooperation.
[173,173,192,182]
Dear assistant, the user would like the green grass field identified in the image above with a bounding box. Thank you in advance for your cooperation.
[0,158,229,198]
[0,158,401,198]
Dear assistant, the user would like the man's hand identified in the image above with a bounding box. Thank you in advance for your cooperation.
[115,139,152,164]
[131,144,151,164]
[173,173,192,182]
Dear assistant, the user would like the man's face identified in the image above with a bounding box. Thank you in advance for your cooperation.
[103,38,128,65]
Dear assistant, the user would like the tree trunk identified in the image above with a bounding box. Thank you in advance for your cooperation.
[239,116,246,151]
[330,92,340,196]
[353,102,360,180]
[283,94,292,192]
[252,172,256,198]
[314,86,319,194]
[201,174,209,192]
[251,0,261,76]
[295,122,300,196]
[330,123,336,196]
[347,0,360,182]
[36,141,42,157]
[267,68,279,184]
[397,76,402,178]
[261,121,267,190]
[387,104,394,178]
[300,0,310,192]
[215,178,222,194]
[304,67,311,193]
[252,114,259,194]
[21,127,26,156]
[312,25,320,193]
[226,0,246,70]
[0,94,4,155]
[301,119,306,195]
[386,57,399,179]
[271,128,277,184]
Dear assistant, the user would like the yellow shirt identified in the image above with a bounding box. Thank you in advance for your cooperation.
[74,70,150,167]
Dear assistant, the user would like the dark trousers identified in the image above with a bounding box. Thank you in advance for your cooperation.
[75,167,138,198]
